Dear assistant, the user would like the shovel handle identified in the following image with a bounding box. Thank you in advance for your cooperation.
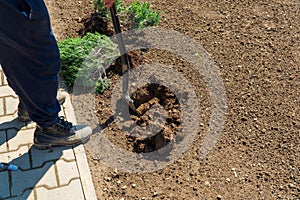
[109,3,130,75]
[109,3,136,109]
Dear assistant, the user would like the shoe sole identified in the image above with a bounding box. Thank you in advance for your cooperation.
[33,136,90,150]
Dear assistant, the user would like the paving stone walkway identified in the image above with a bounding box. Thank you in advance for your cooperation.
[0,67,97,200]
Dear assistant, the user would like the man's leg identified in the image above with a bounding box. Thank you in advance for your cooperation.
[0,0,60,127]
[0,0,91,148]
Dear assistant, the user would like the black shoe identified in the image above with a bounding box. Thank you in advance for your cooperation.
[17,90,67,122]
[17,100,30,122]
[33,117,92,149]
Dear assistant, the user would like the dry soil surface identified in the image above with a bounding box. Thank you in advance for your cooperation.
[46,0,299,199]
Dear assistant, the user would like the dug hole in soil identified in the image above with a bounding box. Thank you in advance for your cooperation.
[46,0,299,199]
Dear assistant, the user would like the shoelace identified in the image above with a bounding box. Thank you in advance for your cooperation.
[57,116,73,131]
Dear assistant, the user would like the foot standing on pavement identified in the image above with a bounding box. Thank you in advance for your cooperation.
[0,0,115,149]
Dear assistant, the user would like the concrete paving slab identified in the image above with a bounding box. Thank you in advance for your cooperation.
[0,69,3,86]
[0,130,7,153]
[0,117,25,130]
[7,129,34,151]
[5,97,18,116]
[36,179,85,200]
[0,68,97,200]
[73,144,98,200]
[30,147,75,168]
[11,161,58,196]
[5,189,35,200]
[0,146,31,170]
[0,86,16,97]
[0,171,10,199]
[0,98,4,116]
[55,160,80,185]
[2,74,8,86]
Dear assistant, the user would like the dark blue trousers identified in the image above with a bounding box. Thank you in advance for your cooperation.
[0,0,60,127]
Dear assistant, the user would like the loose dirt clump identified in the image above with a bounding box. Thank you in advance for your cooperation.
[78,12,113,36]
[124,83,181,153]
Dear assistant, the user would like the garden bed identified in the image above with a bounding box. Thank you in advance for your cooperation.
[46,0,300,199]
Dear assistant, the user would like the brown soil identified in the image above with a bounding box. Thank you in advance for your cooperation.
[46,0,299,199]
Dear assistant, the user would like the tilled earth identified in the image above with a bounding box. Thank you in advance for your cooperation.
[46,0,299,199]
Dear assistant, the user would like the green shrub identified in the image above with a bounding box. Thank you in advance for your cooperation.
[93,0,125,16]
[93,0,161,29]
[58,32,118,93]
[95,77,111,94]
[126,2,161,28]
